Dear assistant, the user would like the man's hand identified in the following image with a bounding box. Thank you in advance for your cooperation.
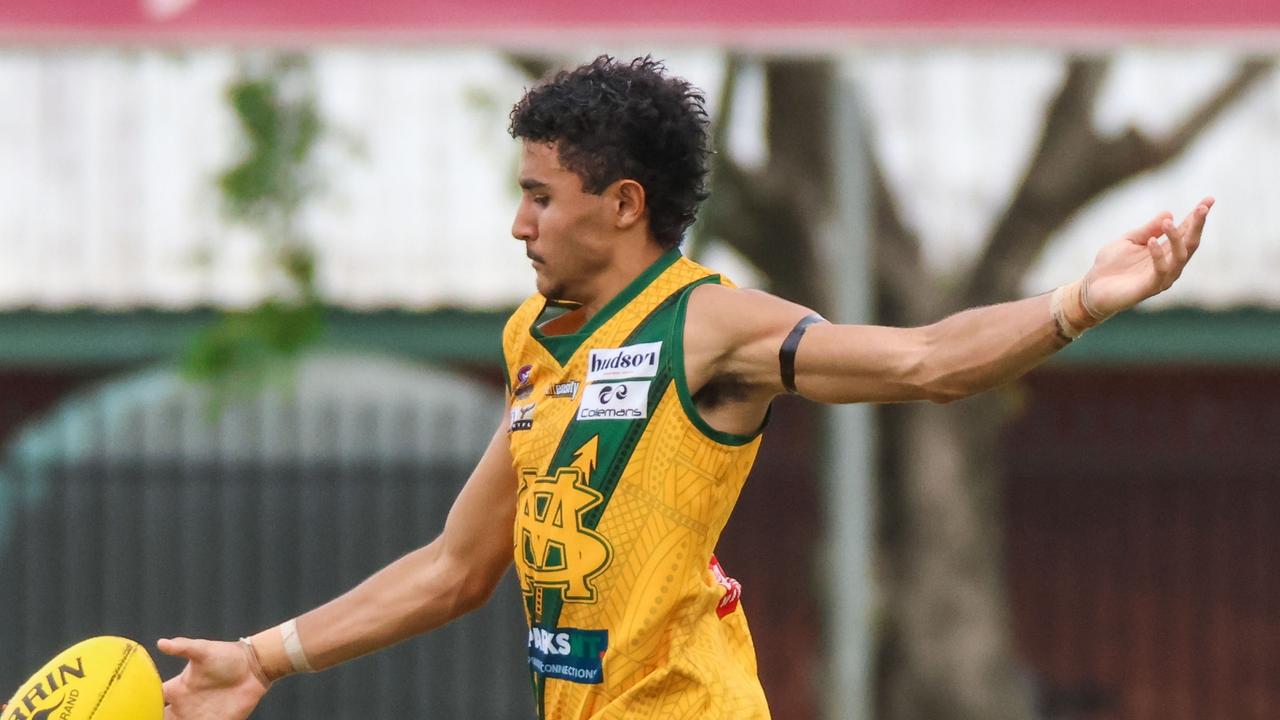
[157,637,270,720]
[1084,197,1213,317]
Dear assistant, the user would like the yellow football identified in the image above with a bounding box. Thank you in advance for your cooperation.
[3,637,162,720]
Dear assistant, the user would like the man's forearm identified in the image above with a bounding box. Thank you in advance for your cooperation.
[249,540,479,681]
[917,289,1083,402]
[791,280,1106,405]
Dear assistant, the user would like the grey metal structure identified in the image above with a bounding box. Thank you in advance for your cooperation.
[0,354,533,719]
[819,69,876,720]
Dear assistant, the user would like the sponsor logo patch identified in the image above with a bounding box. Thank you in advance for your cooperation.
[576,381,649,421]
[509,403,535,432]
[585,342,662,382]
[527,627,608,685]
[545,380,580,400]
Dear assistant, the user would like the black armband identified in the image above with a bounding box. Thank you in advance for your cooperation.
[778,313,825,394]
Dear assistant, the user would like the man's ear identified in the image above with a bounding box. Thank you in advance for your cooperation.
[612,179,647,230]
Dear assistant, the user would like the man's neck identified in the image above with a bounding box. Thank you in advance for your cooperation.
[575,243,668,322]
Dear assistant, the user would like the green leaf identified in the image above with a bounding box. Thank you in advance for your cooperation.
[187,54,330,412]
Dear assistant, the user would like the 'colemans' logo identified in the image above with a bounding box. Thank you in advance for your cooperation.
[516,436,612,603]
[577,381,649,421]
[5,658,86,720]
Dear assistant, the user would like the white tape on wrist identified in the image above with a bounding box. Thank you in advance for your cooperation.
[280,618,315,673]
[1050,285,1084,339]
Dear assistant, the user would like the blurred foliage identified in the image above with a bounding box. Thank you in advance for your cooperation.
[185,55,325,404]
[218,58,322,225]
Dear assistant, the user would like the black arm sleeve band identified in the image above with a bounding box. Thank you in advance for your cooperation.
[779,313,826,394]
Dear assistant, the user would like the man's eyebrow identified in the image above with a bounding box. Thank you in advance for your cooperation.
[518,178,548,190]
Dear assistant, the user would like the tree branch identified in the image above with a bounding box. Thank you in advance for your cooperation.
[701,59,829,304]
[687,53,746,260]
[506,54,558,80]
[1115,57,1275,170]
[868,145,932,324]
[700,153,820,303]
[963,56,1274,307]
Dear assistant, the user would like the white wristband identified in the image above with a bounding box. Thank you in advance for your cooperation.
[280,618,315,673]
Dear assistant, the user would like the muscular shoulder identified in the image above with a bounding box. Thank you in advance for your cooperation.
[683,283,816,396]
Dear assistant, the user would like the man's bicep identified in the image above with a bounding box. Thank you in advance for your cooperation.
[789,322,934,403]
[693,285,931,404]
[686,284,816,396]
[689,284,937,408]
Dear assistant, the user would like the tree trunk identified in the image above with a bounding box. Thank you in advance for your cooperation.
[869,56,1270,720]
[878,392,1034,720]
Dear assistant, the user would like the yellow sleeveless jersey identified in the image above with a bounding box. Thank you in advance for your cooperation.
[501,248,771,720]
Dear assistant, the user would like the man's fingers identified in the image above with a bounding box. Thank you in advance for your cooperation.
[1163,198,1214,269]
[1128,211,1173,245]
[1148,236,1175,282]
[158,637,207,663]
[1162,217,1191,264]
[162,676,182,705]
[157,637,187,658]
[1180,196,1214,251]
[1147,236,1163,271]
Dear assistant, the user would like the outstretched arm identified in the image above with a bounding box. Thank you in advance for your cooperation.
[159,412,518,719]
[688,200,1211,409]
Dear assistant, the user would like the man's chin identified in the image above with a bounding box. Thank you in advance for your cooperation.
[535,277,564,301]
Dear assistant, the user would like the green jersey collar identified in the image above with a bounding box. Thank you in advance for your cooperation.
[530,246,683,366]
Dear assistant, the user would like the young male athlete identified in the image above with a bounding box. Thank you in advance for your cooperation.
[157,56,1212,719]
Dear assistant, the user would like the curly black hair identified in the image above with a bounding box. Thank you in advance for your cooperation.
[509,55,711,250]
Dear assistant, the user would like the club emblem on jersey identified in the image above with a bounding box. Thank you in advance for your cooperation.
[513,364,536,399]
[517,437,612,603]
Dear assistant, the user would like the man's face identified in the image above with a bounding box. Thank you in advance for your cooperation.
[511,141,616,301]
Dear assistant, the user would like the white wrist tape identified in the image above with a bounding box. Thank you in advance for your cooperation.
[280,618,315,673]
[1050,285,1084,339]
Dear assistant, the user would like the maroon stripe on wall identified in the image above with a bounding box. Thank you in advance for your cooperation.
[4,0,1280,37]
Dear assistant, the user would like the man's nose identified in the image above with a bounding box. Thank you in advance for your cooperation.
[512,209,536,242]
